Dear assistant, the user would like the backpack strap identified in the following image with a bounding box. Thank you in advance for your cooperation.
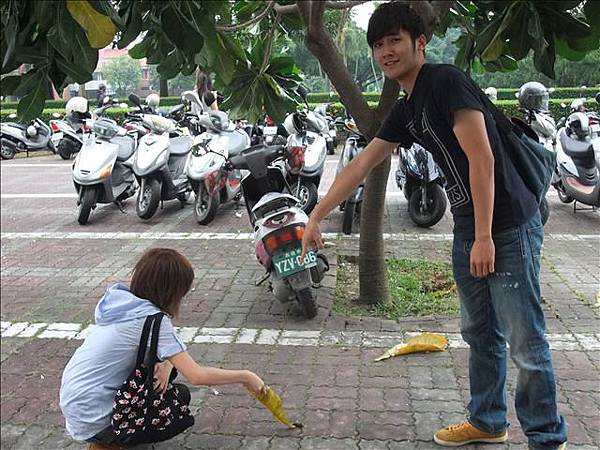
[135,315,156,367]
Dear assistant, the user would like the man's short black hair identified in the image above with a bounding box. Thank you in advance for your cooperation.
[367,2,428,49]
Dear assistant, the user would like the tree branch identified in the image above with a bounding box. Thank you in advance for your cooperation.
[216,1,275,32]
[260,13,281,75]
[275,1,368,15]
[376,77,401,120]
[296,1,374,137]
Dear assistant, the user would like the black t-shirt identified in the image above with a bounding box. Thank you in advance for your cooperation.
[377,63,537,234]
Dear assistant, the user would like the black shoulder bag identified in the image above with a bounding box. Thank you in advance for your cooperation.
[476,85,557,205]
[111,312,194,445]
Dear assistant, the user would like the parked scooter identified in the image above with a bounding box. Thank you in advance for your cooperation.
[181,91,250,224]
[551,95,600,210]
[314,103,337,154]
[516,82,557,151]
[129,94,193,220]
[396,143,447,228]
[226,141,329,318]
[336,118,366,234]
[72,117,138,224]
[282,109,328,214]
[50,96,93,160]
[1,115,55,160]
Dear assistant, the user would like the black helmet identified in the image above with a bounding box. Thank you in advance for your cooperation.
[517,82,549,112]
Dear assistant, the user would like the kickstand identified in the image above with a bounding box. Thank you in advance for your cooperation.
[115,200,127,213]
[255,272,269,287]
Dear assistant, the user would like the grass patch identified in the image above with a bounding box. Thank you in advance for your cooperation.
[334,255,459,319]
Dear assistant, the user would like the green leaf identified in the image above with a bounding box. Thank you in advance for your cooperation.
[0,75,21,96]
[584,0,600,36]
[555,37,587,61]
[117,2,142,50]
[471,57,485,74]
[160,5,203,53]
[16,69,47,121]
[66,0,116,48]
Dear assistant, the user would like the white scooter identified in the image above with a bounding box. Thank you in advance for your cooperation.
[283,109,328,214]
[181,91,250,224]
[1,116,55,159]
[551,95,600,210]
[129,94,193,220]
[72,118,138,225]
[314,103,337,154]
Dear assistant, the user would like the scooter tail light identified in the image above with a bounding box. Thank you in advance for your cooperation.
[263,226,305,255]
[50,121,60,132]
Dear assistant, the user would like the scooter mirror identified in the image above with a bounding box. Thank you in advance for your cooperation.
[52,112,61,118]
[8,113,17,119]
[119,103,128,109]
[596,92,600,105]
[103,96,111,105]
[560,103,567,108]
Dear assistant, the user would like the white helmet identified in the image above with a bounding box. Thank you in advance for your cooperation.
[145,93,160,107]
[65,96,88,115]
[26,125,38,138]
[484,87,497,103]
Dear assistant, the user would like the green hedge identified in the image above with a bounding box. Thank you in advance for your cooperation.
[0,108,130,124]
[307,99,575,121]
[307,87,598,103]
[0,96,184,110]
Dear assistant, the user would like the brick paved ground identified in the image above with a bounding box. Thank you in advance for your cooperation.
[1,155,599,449]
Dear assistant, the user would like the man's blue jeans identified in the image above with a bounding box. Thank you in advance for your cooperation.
[452,211,567,450]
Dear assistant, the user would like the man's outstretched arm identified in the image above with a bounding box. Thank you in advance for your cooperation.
[302,137,397,259]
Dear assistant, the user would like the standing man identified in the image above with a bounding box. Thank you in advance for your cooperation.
[301,2,567,449]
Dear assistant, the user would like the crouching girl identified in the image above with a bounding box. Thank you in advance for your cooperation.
[60,248,264,449]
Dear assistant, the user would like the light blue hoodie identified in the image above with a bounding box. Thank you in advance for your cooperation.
[59,283,186,441]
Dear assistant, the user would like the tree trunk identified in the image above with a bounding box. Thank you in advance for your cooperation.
[78,84,86,98]
[297,1,399,306]
[358,155,391,304]
[159,79,168,97]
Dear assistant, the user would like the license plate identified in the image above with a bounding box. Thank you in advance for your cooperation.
[51,132,63,144]
[272,248,317,277]
[264,126,278,135]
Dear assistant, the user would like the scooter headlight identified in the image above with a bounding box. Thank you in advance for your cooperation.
[99,163,113,178]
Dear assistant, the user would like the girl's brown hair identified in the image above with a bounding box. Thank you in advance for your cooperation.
[130,248,194,317]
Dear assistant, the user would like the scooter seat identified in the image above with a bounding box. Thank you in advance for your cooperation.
[112,136,136,161]
[169,135,193,156]
[225,131,250,157]
[560,131,593,159]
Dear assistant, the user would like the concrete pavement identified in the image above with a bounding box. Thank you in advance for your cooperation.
[1,154,599,449]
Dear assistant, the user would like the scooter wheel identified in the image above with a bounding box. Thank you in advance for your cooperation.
[342,200,356,235]
[296,288,317,319]
[1,140,15,160]
[292,182,318,215]
[556,186,574,204]
[194,185,219,225]
[408,184,447,228]
[77,187,97,225]
[136,179,161,220]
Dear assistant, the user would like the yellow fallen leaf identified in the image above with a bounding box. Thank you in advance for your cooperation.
[66,0,116,48]
[374,333,448,362]
[249,386,302,429]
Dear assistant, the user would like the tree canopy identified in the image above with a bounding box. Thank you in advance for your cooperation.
[102,55,141,97]
[1,1,599,121]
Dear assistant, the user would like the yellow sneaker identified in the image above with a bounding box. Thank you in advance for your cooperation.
[434,421,508,447]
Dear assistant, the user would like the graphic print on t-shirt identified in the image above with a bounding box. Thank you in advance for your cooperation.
[406,115,471,209]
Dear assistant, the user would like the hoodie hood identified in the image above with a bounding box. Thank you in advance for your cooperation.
[95,283,162,325]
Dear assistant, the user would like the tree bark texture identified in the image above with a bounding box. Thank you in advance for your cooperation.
[296,1,402,305]
[159,78,168,97]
